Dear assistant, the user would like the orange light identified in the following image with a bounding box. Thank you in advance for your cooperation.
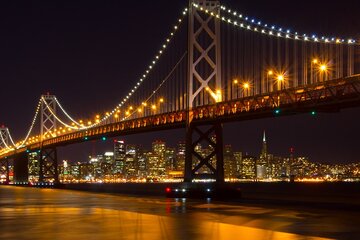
[319,64,327,72]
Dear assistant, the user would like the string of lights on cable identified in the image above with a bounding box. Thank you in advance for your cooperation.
[192,3,357,45]
[76,7,189,129]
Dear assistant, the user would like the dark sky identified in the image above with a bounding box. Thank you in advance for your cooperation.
[1,0,360,164]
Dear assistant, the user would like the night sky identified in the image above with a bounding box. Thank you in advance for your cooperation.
[1,0,360,164]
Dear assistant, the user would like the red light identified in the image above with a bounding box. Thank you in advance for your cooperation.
[290,147,295,153]
[165,187,171,193]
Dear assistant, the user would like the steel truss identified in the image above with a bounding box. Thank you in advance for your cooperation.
[192,75,360,121]
[0,127,10,183]
[2,77,360,182]
[184,123,224,182]
[186,0,224,182]
[39,147,58,183]
[41,94,57,139]
[0,158,9,183]
[40,95,59,183]
[188,0,221,108]
[0,127,10,150]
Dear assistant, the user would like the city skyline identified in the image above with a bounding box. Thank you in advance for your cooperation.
[0,0,360,165]
[48,131,360,183]
[78,131,360,166]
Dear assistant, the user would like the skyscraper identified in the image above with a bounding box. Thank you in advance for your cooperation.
[124,144,138,178]
[224,145,236,179]
[151,140,166,177]
[114,140,126,175]
[175,141,186,171]
[260,131,267,158]
[258,131,270,179]
[241,154,256,179]
[28,152,39,182]
[102,152,114,176]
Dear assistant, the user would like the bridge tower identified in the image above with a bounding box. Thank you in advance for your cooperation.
[39,94,59,183]
[185,0,224,182]
[0,127,11,183]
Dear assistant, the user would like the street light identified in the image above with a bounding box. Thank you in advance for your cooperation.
[232,79,239,99]
[319,64,327,72]
[311,58,319,83]
[243,82,250,97]
[277,74,285,90]
[114,114,119,122]
[267,70,274,92]
[158,98,165,113]
[216,89,222,102]
[319,63,328,81]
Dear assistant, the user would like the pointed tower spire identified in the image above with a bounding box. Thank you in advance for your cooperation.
[263,130,266,143]
[261,130,267,158]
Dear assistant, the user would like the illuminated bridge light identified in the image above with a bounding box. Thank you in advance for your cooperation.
[102,137,107,141]
[274,109,281,115]
[84,137,89,141]
[311,111,317,116]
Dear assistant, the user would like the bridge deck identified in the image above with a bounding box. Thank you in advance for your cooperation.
[1,75,360,160]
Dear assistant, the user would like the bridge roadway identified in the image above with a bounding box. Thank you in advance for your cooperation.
[1,75,360,160]
[1,184,360,240]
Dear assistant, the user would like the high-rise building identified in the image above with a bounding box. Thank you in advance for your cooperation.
[257,131,271,179]
[233,151,242,177]
[175,141,186,171]
[28,152,39,182]
[89,157,101,179]
[70,163,80,180]
[152,140,166,159]
[165,147,176,171]
[151,140,166,177]
[114,140,126,175]
[241,154,256,179]
[260,131,267,158]
[224,145,237,179]
[124,144,138,178]
[80,162,94,180]
[102,152,114,176]
[137,148,147,178]
[146,152,162,178]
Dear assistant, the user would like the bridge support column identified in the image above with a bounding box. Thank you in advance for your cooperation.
[13,152,29,183]
[185,0,223,182]
[0,158,10,183]
[184,122,224,182]
[39,147,58,183]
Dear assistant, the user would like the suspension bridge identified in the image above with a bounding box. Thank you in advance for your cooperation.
[1,0,359,185]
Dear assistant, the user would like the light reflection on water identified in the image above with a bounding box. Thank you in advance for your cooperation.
[0,186,338,240]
